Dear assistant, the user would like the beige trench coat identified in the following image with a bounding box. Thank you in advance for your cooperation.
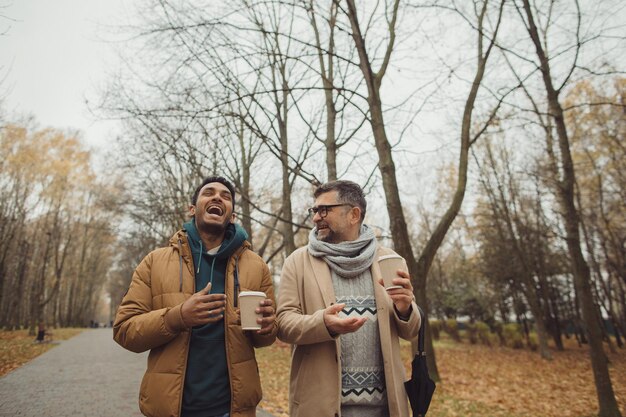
[276,245,420,417]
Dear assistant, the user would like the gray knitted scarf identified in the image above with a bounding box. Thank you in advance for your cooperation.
[308,225,377,278]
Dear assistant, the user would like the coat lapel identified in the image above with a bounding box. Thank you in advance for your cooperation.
[372,246,391,323]
[309,252,336,307]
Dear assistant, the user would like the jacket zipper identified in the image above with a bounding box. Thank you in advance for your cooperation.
[225,252,234,415]
[225,246,247,415]
[177,236,192,417]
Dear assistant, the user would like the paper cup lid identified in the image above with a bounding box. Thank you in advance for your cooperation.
[239,291,266,297]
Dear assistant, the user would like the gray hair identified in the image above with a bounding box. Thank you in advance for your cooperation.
[313,180,366,222]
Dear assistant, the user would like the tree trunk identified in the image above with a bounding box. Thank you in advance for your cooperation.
[521,1,622,413]
[343,0,504,380]
[546,278,565,351]
[344,0,441,378]
[6,240,29,330]
[237,121,254,244]
[309,0,341,181]
[276,52,296,256]
[491,146,553,359]
[279,125,296,255]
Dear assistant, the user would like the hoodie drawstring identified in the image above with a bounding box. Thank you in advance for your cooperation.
[196,241,203,274]
[196,239,217,294]
[233,256,240,307]
[177,239,184,292]
[233,248,246,307]
[183,233,247,298]
[208,257,217,292]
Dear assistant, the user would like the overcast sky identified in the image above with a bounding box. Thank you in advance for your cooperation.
[0,0,128,153]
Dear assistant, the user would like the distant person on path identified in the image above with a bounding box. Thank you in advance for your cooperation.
[35,322,52,343]
[114,176,277,417]
[276,180,421,417]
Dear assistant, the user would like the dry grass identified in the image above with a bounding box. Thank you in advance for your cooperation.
[423,337,626,417]
[257,336,626,417]
[257,340,292,416]
[0,328,83,377]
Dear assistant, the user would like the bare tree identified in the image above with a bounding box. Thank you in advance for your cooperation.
[496,0,624,413]
[302,0,369,180]
[565,78,626,346]
[340,0,506,379]
[101,0,329,258]
[474,140,561,359]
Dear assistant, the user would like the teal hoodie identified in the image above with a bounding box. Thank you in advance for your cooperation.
[181,219,248,417]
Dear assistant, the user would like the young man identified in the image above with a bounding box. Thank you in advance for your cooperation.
[276,180,420,417]
[114,176,277,417]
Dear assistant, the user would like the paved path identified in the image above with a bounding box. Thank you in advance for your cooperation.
[0,328,275,417]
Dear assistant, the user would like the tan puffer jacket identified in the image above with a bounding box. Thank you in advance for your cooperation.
[113,229,277,417]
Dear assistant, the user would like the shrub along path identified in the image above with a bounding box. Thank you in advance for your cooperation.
[0,328,275,417]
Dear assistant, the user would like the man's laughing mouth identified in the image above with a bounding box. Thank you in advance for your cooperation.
[206,205,224,216]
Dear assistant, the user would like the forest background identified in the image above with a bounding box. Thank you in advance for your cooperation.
[0,1,624,416]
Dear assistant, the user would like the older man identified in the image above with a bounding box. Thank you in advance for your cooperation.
[277,180,420,417]
[114,176,277,417]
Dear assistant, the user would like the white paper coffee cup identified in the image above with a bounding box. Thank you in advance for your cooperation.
[239,291,265,330]
[378,255,405,290]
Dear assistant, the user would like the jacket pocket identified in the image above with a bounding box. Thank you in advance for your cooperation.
[140,371,180,417]
[291,345,311,406]
[230,358,262,410]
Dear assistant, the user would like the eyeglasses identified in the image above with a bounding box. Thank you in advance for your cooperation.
[307,204,352,219]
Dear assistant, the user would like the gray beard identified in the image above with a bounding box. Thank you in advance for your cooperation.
[317,229,339,243]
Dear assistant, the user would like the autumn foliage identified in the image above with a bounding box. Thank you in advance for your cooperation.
[0,123,121,330]
[256,336,625,417]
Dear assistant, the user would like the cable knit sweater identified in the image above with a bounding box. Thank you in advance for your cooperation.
[309,226,389,417]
